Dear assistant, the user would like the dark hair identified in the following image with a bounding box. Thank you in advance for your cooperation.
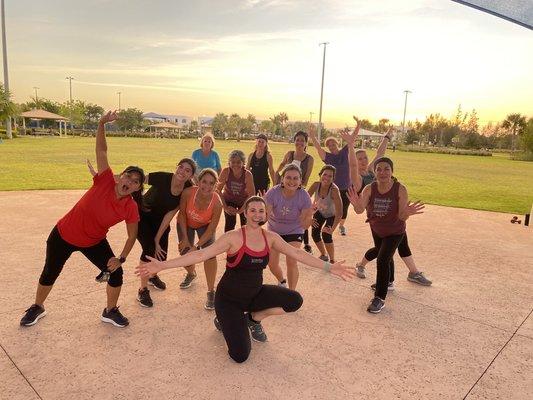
[122,165,145,211]
[177,157,197,177]
[293,130,308,142]
[243,195,266,212]
[281,163,302,179]
[256,133,268,141]
[319,164,336,179]
[373,157,394,172]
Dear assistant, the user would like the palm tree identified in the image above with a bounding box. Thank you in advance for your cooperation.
[502,113,526,151]
[0,84,17,138]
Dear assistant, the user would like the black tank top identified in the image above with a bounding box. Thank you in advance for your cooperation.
[249,151,270,192]
[226,227,269,271]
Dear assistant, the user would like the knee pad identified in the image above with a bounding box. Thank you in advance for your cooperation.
[283,291,303,313]
[107,267,123,287]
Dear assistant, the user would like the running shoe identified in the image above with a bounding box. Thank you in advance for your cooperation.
[304,244,313,254]
[101,306,129,327]
[319,254,329,262]
[247,316,267,342]
[137,288,153,308]
[214,317,222,331]
[20,304,46,326]
[356,265,366,279]
[205,291,215,310]
[407,272,432,286]
[148,275,167,290]
[367,297,385,314]
[339,226,347,236]
[179,272,197,289]
[370,282,395,291]
[278,279,288,288]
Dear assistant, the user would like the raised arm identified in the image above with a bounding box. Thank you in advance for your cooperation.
[95,111,118,173]
[136,232,233,277]
[369,127,393,171]
[308,124,327,161]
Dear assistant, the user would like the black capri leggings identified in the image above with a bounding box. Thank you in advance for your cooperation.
[39,226,123,287]
[364,233,412,261]
[215,283,303,363]
[339,189,350,219]
[224,201,247,232]
[371,230,404,301]
[311,211,334,244]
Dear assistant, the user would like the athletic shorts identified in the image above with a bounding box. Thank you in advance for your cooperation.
[279,233,303,243]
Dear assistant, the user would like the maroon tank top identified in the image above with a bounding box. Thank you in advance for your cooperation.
[223,167,248,206]
[366,181,406,238]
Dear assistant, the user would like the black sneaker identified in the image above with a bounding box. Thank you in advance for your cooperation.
[304,244,313,254]
[148,274,166,290]
[101,306,129,327]
[214,317,222,331]
[367,297,385,314]
[20,304,47,326]
[137,288,153,308]
[247,315,267,342]
[205,291,215,310]
[179,272,197,289]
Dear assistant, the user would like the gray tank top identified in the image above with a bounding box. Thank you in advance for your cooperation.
[314,183,336,218]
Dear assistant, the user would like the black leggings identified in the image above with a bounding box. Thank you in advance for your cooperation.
[311,212,334,244]
[339,189,350,219]
[224,201,247,232]
[137,213,170,262]
[215,275,303,363]
[364,233,412,261]
[371,230,404,301]
[39,226,123,287]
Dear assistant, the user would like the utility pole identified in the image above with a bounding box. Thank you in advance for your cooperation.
[117,91,121,110]
[33,86,39,105]
[1,0,12,139]
[65,76,74,131]
[317,42,329,142]
[401,90,412,136]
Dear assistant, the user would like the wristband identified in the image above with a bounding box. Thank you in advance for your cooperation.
[323,261,332,273]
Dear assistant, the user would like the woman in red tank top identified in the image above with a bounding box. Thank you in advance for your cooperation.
[347,157,424,314]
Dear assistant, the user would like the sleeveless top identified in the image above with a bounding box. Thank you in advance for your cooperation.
[288,151,311,181]
[186,187,216,228]
[314,183,336,218]
[249,151,270,191]
[226,228,269,271]
[366,181,406,238]
[223,167,248,206]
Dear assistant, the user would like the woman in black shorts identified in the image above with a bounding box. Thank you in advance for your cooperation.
[137,196,355,363]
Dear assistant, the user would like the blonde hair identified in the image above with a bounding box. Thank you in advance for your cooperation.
[200,133,215,150]
[198,168,218,183]
[324,136,339,147]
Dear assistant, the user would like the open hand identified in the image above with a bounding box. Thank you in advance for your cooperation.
[154,242,167,261]
[107,257,122,272]
[329,260,356,281]
[346,186,360,206]
[99,110,118,125]
[404,201,425,217]
[135,256,164,278]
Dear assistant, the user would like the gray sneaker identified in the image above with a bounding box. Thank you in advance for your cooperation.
[247,315,267,342]
[407,272,432,286]
[356,265,366,279]
[205,291,215,310]
[367,297,385,314]
[179,272,197,289]
[339,226,347,236]
[319,254,329,262]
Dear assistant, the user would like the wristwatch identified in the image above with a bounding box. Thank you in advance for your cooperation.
[119,256,126,264]
[195,245,201,250]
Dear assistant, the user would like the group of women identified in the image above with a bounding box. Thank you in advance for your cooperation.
[20,110,431,363]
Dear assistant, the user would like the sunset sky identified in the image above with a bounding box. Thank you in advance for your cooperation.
[4,0,532,127]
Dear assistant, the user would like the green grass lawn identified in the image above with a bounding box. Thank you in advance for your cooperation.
[1,136,532,214]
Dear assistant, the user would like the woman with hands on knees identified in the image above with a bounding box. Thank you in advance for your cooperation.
[21,111,144,328]
[347,157,424,314]
[137,196,355,363]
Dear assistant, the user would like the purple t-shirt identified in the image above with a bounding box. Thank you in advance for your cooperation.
[324,145,350,190]
[264,185,312,235]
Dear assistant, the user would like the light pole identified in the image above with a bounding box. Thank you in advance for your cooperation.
[66,76,74,131]
[1,0,12,139]
[317,42,329,142]
[401,90,412,136]
[117,91,121,110]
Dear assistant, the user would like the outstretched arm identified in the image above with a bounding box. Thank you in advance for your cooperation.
[95,111,118,173]
[270,232,355,280]
[136,232,232,277]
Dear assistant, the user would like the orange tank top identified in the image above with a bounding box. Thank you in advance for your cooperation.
[186,187,216,228]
